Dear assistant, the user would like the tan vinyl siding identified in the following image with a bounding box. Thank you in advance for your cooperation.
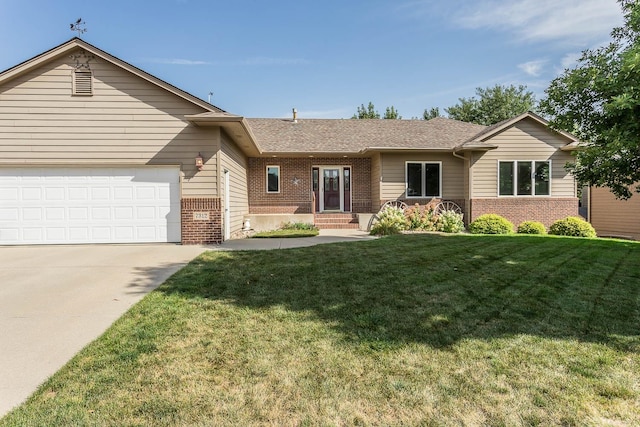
[0,47,219,197]
[220,131,249,235]
[380,152,465,200]
[470,118,575,198]
[591,186,640,240]
[371,152,381,209]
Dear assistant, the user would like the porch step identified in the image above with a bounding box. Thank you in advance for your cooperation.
[314,213,359,230]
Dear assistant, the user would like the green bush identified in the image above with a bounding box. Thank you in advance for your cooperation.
[370,206,407,235]
[549,216,596,238]
[468,214,514,234]
[436,210,465,233]
[517,221,547,235]
[281,222,318,231]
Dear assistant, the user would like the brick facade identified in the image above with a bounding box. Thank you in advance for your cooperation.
[248,157,372,214]
[470,197,579,228]
[181,198,222,244]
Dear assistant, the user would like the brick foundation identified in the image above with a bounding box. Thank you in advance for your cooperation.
[181,198,222,244]
[248,157,372,214]
[470,198,579,228]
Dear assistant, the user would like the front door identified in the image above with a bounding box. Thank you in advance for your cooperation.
[323,169,340,210]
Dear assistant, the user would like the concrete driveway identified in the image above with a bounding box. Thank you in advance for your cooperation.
[0,244,208,417]
[0,230,375,417]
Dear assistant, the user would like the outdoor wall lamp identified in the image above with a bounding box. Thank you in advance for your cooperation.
[195,153,204,171]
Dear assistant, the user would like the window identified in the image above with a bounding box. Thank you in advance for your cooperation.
[499,161,550,196]
[73,70,93,96]
[406,162,441,198]
[266,166,280,193]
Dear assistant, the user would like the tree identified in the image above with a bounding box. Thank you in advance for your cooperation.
[352,102,380,119]
[539,0,640,199]
[422,107,442,120]
[352,102,401,119]
[383,106,401,119]
[445,84,536,125]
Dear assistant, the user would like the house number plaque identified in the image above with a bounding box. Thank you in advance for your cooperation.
[193,212,210,221]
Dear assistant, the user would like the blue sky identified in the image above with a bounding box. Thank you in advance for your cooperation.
[0,0,624,119]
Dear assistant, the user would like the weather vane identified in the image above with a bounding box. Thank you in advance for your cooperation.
[70,18,87,36]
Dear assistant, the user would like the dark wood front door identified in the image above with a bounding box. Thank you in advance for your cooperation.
[323,169,340,210]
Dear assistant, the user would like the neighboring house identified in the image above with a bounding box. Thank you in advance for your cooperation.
[0,38,580,245]
[589,187,640,240]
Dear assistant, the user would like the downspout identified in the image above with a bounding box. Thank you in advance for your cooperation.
[587,185,592,223]
[452,149,471,224]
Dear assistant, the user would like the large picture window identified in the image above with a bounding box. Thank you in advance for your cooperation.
[499,161,550,196]
[267,165,280,193]
[406,162,441,198]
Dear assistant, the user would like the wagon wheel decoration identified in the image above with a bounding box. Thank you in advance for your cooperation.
[434,200,462,215]
[381,200,408,211]
[367,200,408,231]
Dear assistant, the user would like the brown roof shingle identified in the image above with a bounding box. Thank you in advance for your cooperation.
[246,117,487,154]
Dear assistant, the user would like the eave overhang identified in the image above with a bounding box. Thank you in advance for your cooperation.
[359,147,459,154]
[560,141,584,151]
[185,112,263,157]
[452,143,498,152]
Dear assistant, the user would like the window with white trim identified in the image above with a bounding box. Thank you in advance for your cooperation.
[266,165,280,193]
[406,162,441,198]
[499,161,550,196]
[73,70,93,96]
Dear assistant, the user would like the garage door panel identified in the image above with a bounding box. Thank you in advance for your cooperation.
[0,208,18,221]
[69,207,89,220]
[0,167,180,245]
[23,208,42,221]
[69,187,89,200]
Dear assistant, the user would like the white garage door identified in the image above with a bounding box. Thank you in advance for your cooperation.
[0,167,181,245]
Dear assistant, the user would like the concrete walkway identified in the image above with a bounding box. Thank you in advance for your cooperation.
[0,230,374,418]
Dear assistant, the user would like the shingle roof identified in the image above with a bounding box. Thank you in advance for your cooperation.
[245,117,487,154]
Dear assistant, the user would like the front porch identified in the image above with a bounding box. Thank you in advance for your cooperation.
[247,157,372,215]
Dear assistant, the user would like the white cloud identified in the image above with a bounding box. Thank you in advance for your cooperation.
[518,59,547,76]
[560,52,581,70]
[453,0,622,45]
[241,57,310,66]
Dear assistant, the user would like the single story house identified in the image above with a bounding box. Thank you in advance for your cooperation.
[589,186,640,240]
[0,38,580,245]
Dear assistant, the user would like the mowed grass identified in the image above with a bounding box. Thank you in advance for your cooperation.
[2,234,639,426]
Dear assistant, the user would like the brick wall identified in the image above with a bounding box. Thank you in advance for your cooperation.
[470,198,579,228]
[181,198,222,244]
[248,157,372,213]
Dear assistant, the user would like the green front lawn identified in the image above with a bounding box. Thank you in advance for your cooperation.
[2,234,639,426]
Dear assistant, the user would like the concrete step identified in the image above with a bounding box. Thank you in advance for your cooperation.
[314,213,359,229]
[315,222,360,230]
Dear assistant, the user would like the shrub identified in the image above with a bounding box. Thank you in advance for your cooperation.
[436,210,465,233]
[405,203,438,231]
[549,216,596,238]
[517,221,547,235]
[468,214,514,234]
[370,206,407,235]
[281,222,317,231]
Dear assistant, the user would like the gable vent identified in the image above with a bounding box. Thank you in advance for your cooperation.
[73,70,93,96]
